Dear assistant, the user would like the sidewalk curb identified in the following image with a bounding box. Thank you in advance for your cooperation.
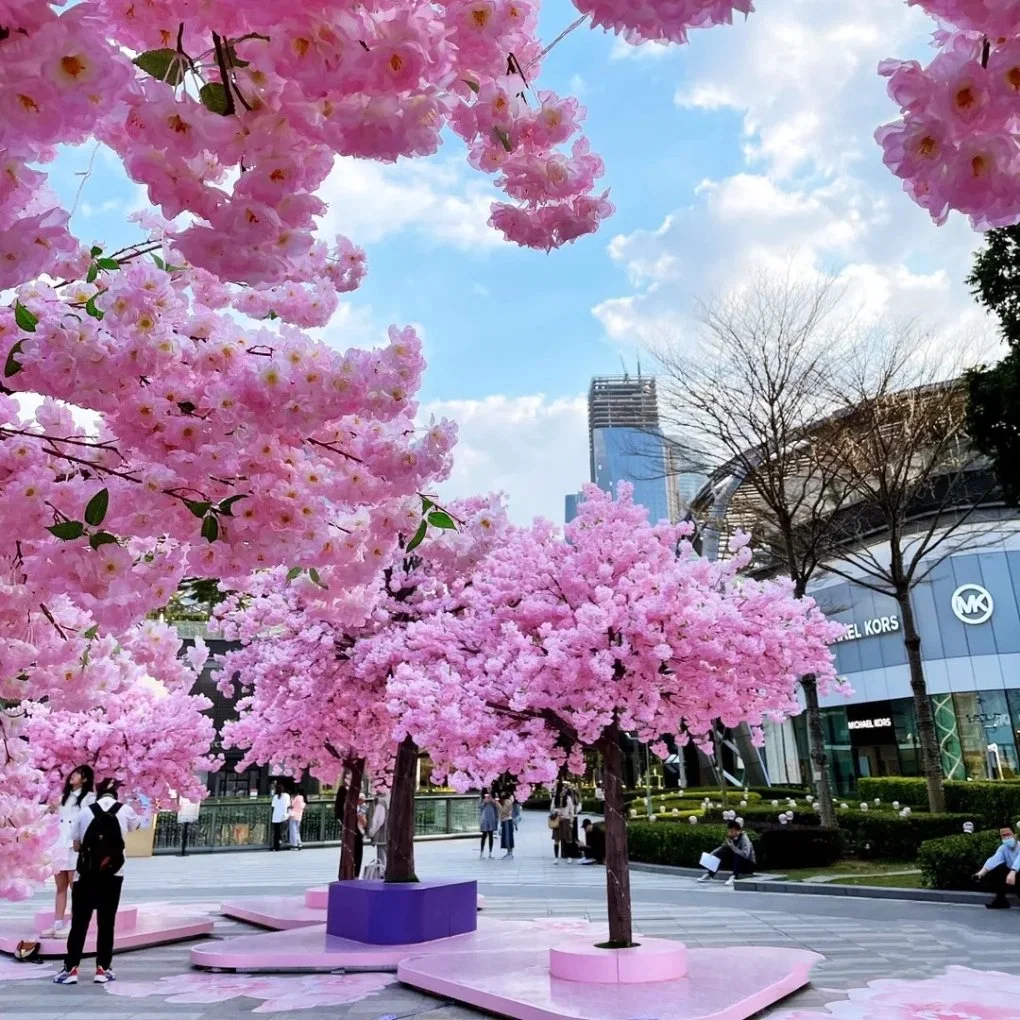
[734,879,989,906]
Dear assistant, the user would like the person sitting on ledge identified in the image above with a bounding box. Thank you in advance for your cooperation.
[699,821,756,887]
[974,825,1020,909]
[579,819,605,865]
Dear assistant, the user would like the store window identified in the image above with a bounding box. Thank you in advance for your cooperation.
[890,698,921,776]
[820,707,855,795]
[953,691,1020,780]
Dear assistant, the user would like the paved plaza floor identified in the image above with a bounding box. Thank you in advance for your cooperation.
[3,814,1019,1019]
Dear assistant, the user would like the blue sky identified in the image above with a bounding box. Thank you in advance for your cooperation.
[48,1,993,524]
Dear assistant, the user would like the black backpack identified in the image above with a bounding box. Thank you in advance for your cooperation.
[78,802,125,878]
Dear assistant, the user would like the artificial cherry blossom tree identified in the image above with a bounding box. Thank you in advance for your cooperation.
[217,495,509,882]
[394,485,841,946]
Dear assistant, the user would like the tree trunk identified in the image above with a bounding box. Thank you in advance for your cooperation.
[601,722,634,948]
[339,758,365,882]
[385,735,418,883]
[800,674,836,828]
[897,591,945,813]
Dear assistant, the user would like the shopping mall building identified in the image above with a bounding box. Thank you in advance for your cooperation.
[692,404,1020,795]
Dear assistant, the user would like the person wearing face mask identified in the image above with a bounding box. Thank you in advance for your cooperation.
[973,825,1020,909]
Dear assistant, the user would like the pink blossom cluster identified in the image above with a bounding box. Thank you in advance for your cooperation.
[877,24,1020,228]
[573,0,755,46]
[23,685,219,808]
[389,484,843,795]
[215,495,510,788]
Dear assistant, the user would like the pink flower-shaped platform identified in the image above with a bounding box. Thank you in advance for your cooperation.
[220,886,486,931]
[191,916,605,972]
[773,964,1020,1019]
[397,945,822,1020]
[0,903,213,959]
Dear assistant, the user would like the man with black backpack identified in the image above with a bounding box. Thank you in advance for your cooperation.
[53,778,140,986]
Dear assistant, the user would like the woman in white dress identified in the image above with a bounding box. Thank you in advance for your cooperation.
[41,765,95,938]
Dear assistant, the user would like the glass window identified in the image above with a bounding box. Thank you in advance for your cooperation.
[953,691,1020,780]
[890,698,920,776]
[931,694,966,780]
[821,707,855,796]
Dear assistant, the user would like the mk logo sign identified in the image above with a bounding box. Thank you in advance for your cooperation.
[951,583,994,625]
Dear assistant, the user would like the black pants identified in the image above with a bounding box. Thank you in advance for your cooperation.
[480,830,494,853]
[65,875,123,971]
[272,821,286,850]
[982,864,1020,902]
[354,832,364,877]
[713,846,754,878]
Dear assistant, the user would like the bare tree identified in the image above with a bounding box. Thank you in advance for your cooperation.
[652,269,854,827]
[818,330,999,813]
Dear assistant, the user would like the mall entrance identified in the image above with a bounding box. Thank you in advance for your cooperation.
[847,702,905,780]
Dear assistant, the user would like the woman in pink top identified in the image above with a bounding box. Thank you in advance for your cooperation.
[288,788,306,850]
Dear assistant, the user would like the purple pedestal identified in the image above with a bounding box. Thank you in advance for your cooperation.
[326,879,477,946]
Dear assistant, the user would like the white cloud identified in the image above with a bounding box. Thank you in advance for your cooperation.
[420,394,588,526]
[593,0,995,356]
[320,158,502,250]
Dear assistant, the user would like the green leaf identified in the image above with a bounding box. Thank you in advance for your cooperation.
[462,78,480,93]
[427,510,457,530]
[494,127,512,153]
[88,531,118,550]
[83,488,109,527]
[86,263,99,284]
[4,339,25,378]
[151,254,166,270]
[266,310,279,320]
[183,499,211,518]
[286,566,303,582]
[14,302,38,332]
[420,496,435,513]
[47,521,85,541]
[133,48,186,86]
[90,245,103,257]
[96,257,120,271]
[84,295,104,321]
[83,624,99,640]
[308,567,327,589]
[199,82,231,116]
[405,520,428,554]
[201,515,219,542]
[217,494,247,516]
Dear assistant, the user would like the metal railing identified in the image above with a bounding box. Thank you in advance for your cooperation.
[153,795,479,854]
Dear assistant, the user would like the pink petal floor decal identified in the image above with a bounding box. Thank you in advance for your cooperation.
[0,957,56,982]
[773,965,1020,1019]
[106,970,394,1013]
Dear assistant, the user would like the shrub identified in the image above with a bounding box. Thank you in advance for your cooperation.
[703,804,820,827]
[858,776,1020,827]
[628,822,735,868]
[918,830,1001,890]
[746,786,807,800]
[753,824,844,870]
[838,810,975,860]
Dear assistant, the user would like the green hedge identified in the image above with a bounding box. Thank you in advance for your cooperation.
[918,830,1001,890]
[837,811,975,860]
[627,821,841,871]
[858,777,1020,826]
[703,804,820,827]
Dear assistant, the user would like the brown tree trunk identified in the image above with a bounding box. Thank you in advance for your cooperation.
[897,591,945,813]
[800,674,836,828]
[385,735,418,883]
[600,721,633,948]
[339,758,365,881]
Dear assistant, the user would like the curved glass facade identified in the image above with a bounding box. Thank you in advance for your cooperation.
[786,531,1020,793]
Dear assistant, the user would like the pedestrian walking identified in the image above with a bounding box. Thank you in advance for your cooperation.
[498,793,515,859]
[479,793,498,859]
[52,779,140,986]
[270,781,291,851]
[40,765,95,939]
[289,787,306,849]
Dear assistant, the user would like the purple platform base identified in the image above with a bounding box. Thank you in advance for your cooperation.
[190,916,607,973]
[221,887,486,932]
[326,879,476,945]
[398,945,823,1020]
[0,905,213,959]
